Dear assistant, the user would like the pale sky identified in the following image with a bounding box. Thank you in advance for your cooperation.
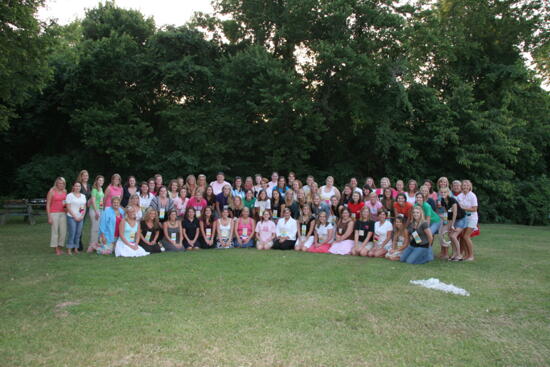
[38,0,214,27]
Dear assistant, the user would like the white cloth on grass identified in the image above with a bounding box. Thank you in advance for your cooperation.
[410,278,470,296]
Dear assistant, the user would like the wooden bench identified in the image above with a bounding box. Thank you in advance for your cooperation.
[0,199,47,225]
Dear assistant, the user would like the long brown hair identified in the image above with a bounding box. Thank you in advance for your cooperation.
[92,175,104,190]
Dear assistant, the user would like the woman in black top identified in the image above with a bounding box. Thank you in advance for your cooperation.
[182,207,200,250]
[271,190,283,221]
[351,207,375,257]
[121,176,138,207]
[139,208,162,253]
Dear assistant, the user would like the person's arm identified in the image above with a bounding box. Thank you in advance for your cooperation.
[234,219,242,244]
[425,226,434,246]
[119,219,133,248]
[307,220,315,237]
[177,222,184,247]
[342,221,354,240]
[200,221,206,239]
[354,227,359,247]
[163,222,174,245]
[152,227,160,244]
[361,230,373,247]
[65,197,79,220]
[450,203,457,229]
[397,234,409,251]
[334,187,341,201]
[249,219,256,241]
[191,221,200,244]
[46,189,53,224]
[314,228,319,246]
[326,228,335,244]
[381,229,393,247]
[183,221,192,243]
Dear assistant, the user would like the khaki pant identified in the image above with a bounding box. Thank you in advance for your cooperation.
[50,212,67,247]
[89,207,101,246]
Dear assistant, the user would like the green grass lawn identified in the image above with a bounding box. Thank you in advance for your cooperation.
[1,218,549,367]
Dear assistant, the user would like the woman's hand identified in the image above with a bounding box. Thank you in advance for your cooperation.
[95,212,100,220]
[47,214,53,225]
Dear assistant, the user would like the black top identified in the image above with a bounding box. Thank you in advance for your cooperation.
[287,201,300,220]
[440,196,465,220]
[408,222,430,247]
[271,199,283,218]
[121,186,138,207]
[426,198,437,212]
[183,217,200,239]
[80,183,91,202]
[299,217,315,236]
[139,221,160,245]
[355,220,375,242]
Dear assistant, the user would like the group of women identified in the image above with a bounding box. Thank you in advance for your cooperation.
[46,171,479,264]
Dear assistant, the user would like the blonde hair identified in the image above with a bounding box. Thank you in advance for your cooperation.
[142,207,160,229]
[75,170,89,184]
[52,177,66,190]
[411,206,426,225]
[111,173,122,187]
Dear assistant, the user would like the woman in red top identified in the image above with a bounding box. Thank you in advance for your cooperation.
[393,193,413,225]
[347,191,364,220]
[46,177,67,255]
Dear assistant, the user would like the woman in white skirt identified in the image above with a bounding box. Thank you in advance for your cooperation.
[115,206,150,257]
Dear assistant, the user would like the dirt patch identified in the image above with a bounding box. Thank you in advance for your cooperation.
[54,301,80,317]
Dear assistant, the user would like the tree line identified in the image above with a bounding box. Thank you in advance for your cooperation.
[1,0,549,224]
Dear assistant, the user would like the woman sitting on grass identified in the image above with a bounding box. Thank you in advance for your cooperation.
[328,207,355,255]
[161,209,185,252]
[295,204,315,252]
[182,207,201,250]
[233,207,255,248]
[199,206,216,249]
[400,206,434,264]
[97,196,124,255]
[216,207,234,249]
[307,211,334,253]
[255,209,276,250]
[273,208,298,250]
[386,215,408,261]
[351,207,374,257]
[366,210,393,258]
[114,206,149,257]
[139,208,162,253]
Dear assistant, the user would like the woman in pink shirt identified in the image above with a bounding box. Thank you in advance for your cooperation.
[46,177,67,255]
[104,173,123,208]
[255,210,276,250]
[188,189,207,216]
[173,187,189,218]
[365,192,383,222]
[233,207,255,248]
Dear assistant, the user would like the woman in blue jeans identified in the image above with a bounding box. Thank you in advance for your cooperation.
[65,182,87,255]
[400,206,434,264]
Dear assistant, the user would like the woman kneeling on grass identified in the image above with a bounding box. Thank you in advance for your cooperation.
[273,208,298,250]
[199,206,216,249]
[366,210,393,258]
[255,209,276,250]
[351,207,374,257]
[295,204,315,252]
[307,211,334,253]
[216,207,234,248]
[139,208,163,253]
[328,207,355,255]
[233,207,255,248]
[161,209,185,252]
[400,206,434,264]
[97,196,124,255]
[386,215,408,261]
[114,206,149,257]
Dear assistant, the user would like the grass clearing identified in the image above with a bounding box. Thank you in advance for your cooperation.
[1,218,549,366]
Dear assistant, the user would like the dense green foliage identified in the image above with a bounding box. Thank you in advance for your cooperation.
[1,0,549,224]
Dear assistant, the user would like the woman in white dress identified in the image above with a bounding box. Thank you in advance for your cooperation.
[319,176,341,204]
[115,206,150,257]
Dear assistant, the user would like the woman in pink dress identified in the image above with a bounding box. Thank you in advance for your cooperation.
[328,208,355,255]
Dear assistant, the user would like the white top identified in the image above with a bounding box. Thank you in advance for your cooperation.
[315,223,333,243]
[405,192,417,205]
[65,192,87,219]
[457,191,478,221]
[210,180,231,195]
[267,181,277,192]
[276,217,298,240]
[139,193,153,211]
[254,199,271,215]
[319,185,336,202]
[374,220,393,245]
[353,187,363,196]
[218,218,232,240]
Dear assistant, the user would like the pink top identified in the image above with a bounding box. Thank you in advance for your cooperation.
[365,201,383,221]
[375,188,398,199]
[173,197,189,216]
[104,185,123,208]
[188,197,207,212]
[50,190,67,213]
[255,220,276,243]
[236,218,254,239]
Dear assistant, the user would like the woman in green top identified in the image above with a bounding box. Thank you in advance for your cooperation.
[243,189,256,217]
[88,175,105,252]
[415,192,441,237]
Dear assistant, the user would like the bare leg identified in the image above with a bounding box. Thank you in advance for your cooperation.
[462,228,474,260]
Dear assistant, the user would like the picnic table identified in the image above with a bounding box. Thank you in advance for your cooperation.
[0,198,47,225]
